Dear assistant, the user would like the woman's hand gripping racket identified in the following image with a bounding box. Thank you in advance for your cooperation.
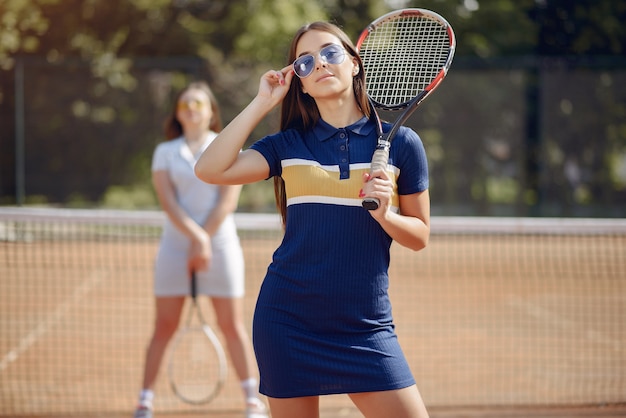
[358,8,456,210]
[168,271,227,405]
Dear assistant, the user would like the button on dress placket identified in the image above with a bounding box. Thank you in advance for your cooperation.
[337,130,350,179]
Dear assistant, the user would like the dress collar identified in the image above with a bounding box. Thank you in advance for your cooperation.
[311,116,375,142]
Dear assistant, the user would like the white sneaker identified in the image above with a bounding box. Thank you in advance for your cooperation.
[133,405,153,418]
[246,397,269,418]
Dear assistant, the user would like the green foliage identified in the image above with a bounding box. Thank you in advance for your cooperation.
[533,0,626,55]
[1,0,625,215]
[235,0,327,63]
[100,185,158,210]
[3,0,624,74]
[0,0,56,69]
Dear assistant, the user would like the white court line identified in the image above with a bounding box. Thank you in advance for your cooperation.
[506,295,622,352]
[0,270,106,372]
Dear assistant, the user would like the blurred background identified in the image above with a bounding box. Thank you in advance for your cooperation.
[1,0,625,217]
[1,2,625,417]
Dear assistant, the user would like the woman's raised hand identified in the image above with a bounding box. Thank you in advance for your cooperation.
[257,66,295,106]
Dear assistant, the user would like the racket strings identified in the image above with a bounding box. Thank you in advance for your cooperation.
[360,15,451,108]
[169,294,227,404]
[169,327,224,404]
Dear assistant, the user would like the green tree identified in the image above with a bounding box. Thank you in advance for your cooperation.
[1,0,625,215]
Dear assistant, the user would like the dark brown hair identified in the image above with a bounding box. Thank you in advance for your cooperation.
[274,22,370,225]
[163,81,223,140]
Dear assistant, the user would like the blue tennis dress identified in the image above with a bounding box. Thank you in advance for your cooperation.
[250,116,429,398]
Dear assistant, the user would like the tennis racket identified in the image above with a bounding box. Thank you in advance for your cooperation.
[357,8,456,210]
[168,271,227,405]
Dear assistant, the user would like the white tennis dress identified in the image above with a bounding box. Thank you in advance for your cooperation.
[151,133,244,298]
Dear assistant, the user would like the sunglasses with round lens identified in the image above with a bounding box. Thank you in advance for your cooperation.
[177,99,207,112]
[293,44,346,78]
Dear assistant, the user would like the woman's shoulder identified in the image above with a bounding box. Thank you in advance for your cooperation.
[154,137,183,152]
[158,136,184,146]
[271,128,304,141]
[254,129,304,149]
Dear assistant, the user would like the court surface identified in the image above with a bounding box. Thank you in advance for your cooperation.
[1,215,624,418]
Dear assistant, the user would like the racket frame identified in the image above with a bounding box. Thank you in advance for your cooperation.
[357,8,456,210]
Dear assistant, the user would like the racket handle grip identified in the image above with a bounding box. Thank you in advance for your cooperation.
[190,271,197,298]
[362,147,390,211]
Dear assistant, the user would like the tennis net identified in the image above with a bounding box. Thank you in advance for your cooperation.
[0,207,624,416]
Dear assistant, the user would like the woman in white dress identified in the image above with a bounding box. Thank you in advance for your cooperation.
[133,81,267,418]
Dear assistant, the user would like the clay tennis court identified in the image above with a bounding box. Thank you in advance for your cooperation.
[1,211,625,417]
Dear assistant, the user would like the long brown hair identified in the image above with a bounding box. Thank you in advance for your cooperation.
[274,22,371,225]
[163,81,223,140]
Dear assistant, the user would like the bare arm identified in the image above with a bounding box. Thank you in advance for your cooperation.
[195,66,295,185]
[361,172,431,251]
[152,170,212,272]
[202,184,242,236]
[378,190,430,251]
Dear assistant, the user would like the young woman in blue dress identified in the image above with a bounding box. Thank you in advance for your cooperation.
[195,23,431,418]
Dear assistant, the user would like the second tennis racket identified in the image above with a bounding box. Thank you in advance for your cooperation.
[168,271,227,405]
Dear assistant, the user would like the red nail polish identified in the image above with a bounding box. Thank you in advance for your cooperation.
[359,189,365,198]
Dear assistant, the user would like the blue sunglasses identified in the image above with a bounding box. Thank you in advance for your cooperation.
[293,44,347,78]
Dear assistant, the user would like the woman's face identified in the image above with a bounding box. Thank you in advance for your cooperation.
[294,30,358,100]
[176,88,212,130]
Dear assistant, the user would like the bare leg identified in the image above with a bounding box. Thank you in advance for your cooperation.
[267,396,320,418]
[349,385,429,418]
[211,296,256,383]
[140,296,186,389]
[211,296,266,415]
